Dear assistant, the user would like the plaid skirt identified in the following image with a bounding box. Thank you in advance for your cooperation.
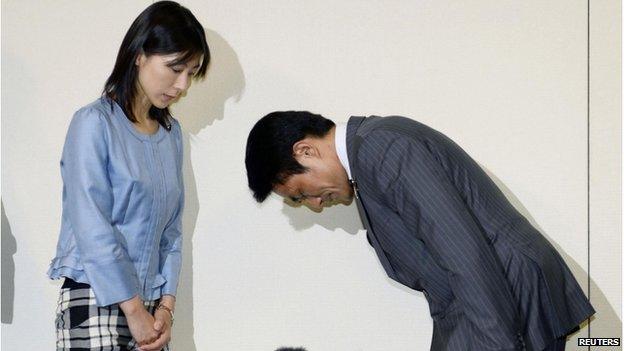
[55,279,170,351]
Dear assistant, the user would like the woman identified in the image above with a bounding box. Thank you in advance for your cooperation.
[47,2,209,350]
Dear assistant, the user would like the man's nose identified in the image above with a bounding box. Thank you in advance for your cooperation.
[305,197,323,210]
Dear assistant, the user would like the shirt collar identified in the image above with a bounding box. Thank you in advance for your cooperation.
[334,123,352,180]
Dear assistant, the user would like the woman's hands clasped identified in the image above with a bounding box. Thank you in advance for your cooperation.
[120,295,175,351]
[140,295,175,351]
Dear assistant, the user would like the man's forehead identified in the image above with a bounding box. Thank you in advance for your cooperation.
[273,181,298,197]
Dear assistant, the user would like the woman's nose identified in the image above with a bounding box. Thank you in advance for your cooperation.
[174,73,191,91]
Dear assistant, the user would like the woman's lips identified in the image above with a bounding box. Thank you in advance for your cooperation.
[162,94,177,102]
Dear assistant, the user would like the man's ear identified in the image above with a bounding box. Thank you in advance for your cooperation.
[292,140,315,160]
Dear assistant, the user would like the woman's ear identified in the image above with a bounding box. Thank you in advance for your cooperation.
[135,52,146,66]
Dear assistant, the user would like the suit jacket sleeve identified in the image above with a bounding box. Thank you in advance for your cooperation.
[358,130,523,350]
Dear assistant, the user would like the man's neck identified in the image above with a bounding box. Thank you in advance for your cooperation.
[333,123,352,180]
[320,126,340,163]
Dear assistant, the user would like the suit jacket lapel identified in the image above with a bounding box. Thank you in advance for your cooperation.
[346,117,399,281]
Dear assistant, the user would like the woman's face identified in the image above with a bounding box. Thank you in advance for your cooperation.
[135,53,202,109]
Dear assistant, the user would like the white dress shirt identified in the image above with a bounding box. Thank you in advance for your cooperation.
[334,123,352,180]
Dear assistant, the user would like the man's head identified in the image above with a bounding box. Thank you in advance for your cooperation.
[245,111,354,211]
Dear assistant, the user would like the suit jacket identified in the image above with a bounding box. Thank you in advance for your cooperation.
[346,116,594,351]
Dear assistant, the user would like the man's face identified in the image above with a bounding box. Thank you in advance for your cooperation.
[273,148,353,212]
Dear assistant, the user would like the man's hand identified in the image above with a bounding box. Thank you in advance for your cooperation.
[119,295,159,347]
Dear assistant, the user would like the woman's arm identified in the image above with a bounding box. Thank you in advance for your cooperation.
[61,106,141,306]
[159,122,184,298]
[62,107,159,345]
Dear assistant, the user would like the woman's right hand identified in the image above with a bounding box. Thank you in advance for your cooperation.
[119,295,160,346]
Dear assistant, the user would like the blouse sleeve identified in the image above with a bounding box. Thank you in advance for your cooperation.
[61,107,141,306]
[159,120,184,297]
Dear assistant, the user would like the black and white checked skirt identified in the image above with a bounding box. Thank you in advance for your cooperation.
[55,279,170,351]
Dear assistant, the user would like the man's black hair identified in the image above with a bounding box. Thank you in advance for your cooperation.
[245,111,336,202]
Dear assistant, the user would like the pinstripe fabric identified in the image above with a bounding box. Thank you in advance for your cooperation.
[346,116,594,351]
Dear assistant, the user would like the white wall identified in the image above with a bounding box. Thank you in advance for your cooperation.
[1,1,620,350]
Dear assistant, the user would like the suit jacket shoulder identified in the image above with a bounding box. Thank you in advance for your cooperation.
[347,115,455,202]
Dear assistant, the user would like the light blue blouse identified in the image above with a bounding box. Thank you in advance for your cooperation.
[48,97,184,307]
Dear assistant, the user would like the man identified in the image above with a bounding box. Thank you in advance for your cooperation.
[245,111,594,351]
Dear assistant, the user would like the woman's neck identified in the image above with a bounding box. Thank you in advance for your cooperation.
[132,92,152,124]
[131,93,159,134]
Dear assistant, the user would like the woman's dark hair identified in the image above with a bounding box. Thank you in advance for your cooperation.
[245,111,336,202]
[103,1,210,130]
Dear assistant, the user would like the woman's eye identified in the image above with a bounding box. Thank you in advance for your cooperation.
[171,67,183,73]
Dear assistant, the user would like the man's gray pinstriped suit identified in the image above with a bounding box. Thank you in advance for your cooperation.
[346,116,594,351]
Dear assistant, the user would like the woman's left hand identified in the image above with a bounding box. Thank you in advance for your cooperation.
[138,297,175,351]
